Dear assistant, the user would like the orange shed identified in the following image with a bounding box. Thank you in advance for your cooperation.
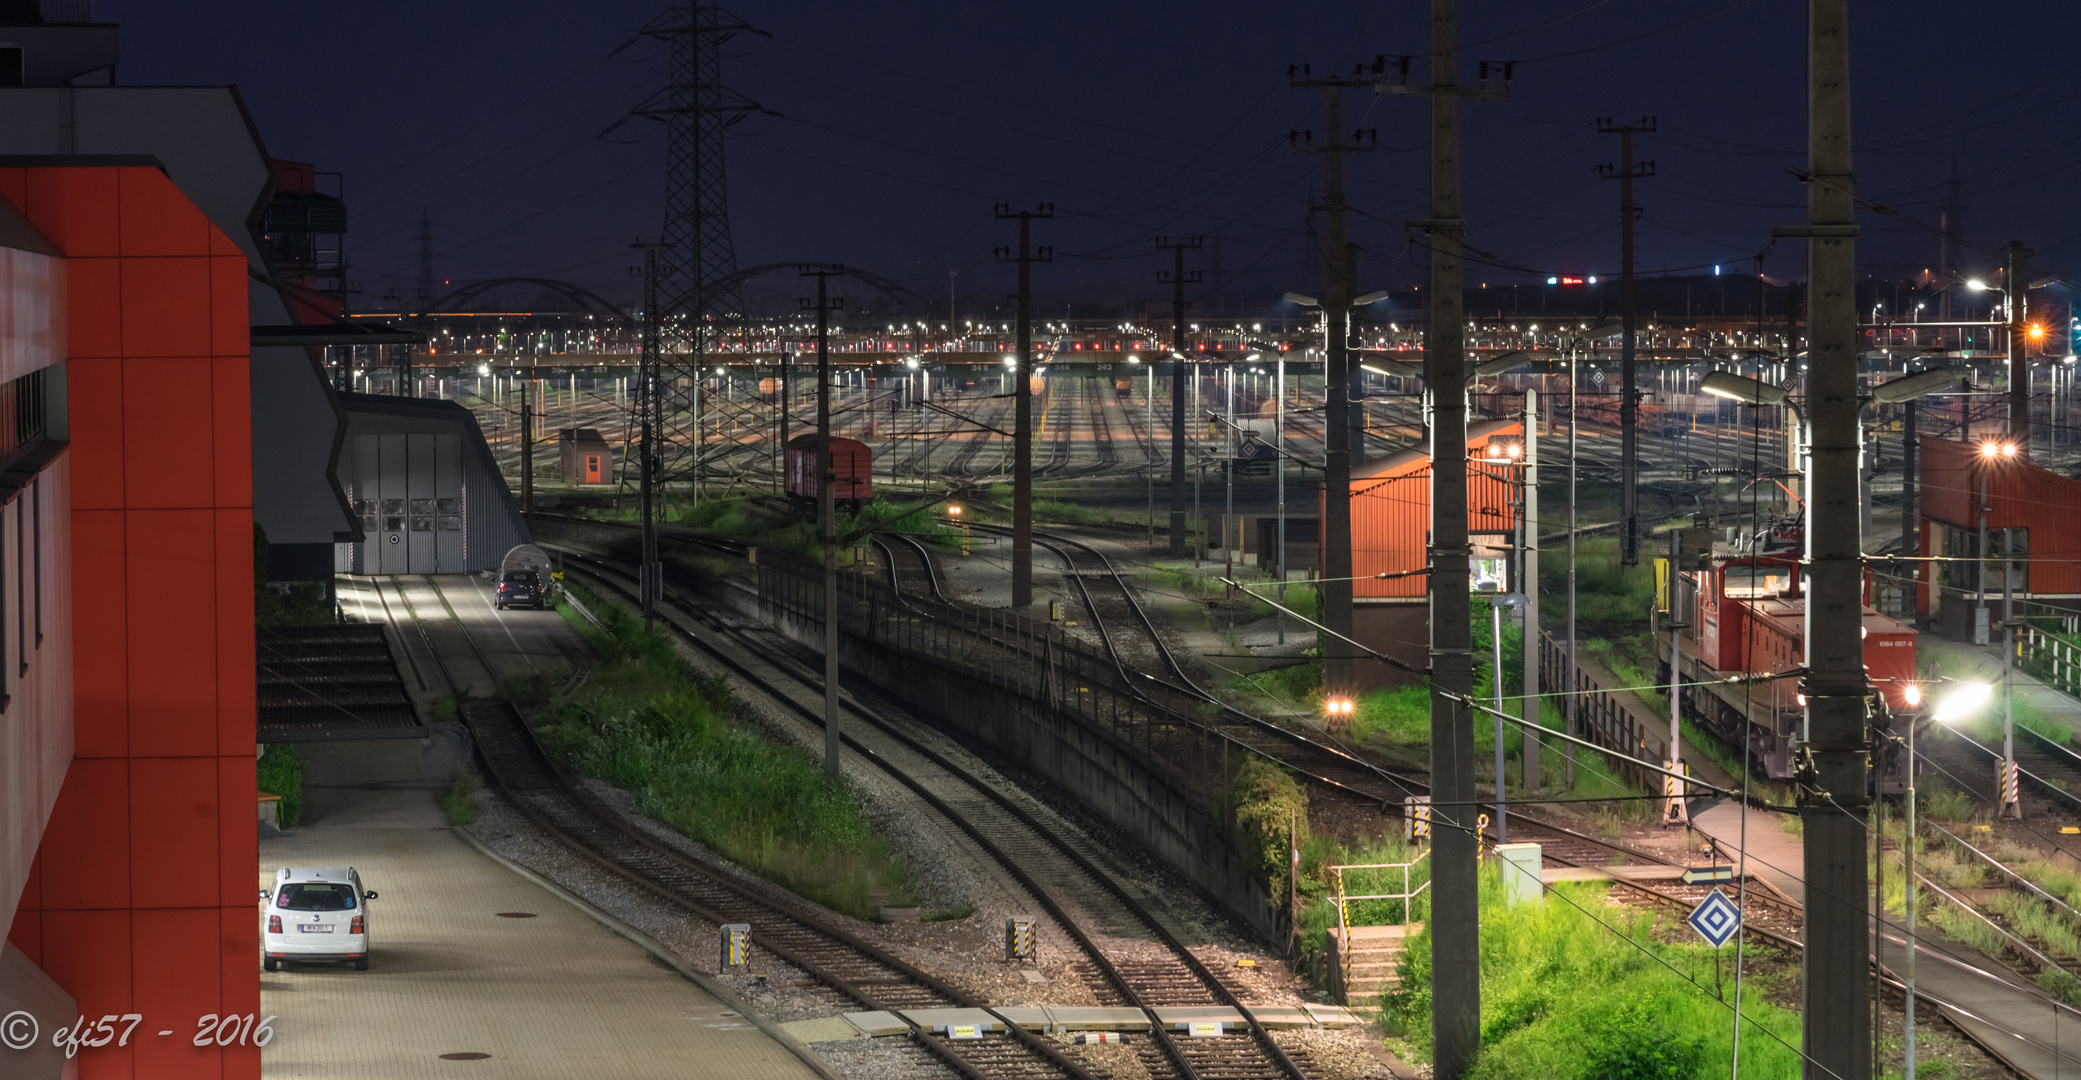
[1326,419,1523,600]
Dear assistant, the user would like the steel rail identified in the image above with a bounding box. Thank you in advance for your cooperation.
[561,551,1312,1080]
[419,577,1097,1080]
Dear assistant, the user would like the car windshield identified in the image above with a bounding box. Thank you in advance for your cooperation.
[504,571,539,586]
[276,882,357,911]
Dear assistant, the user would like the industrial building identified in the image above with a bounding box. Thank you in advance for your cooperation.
[1915,434,2081,639]
[559,426,615,485]
[0,160,259,1080]
[332,393,531,575]
[1334,419,1523,687]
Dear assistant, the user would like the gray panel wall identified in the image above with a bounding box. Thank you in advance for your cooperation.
[335,401,526,575]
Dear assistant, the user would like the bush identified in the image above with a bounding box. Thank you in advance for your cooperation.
[441,766,479,827]
[1228,756,1309,905]
[1578,996,1709,1080]
[257,744,304,829]
[518,585,915,920]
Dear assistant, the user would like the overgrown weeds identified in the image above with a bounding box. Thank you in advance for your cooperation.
[1378,873,1803,1077]
[441,766,479,827]
[515,584,915,920]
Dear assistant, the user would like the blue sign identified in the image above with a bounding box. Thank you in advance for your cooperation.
[1687,887,1743,948]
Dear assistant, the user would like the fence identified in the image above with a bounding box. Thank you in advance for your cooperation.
[1536,632,1657,792]
[2021,623,2081,700]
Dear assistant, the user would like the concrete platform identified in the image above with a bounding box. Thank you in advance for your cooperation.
[897,1007,1004,1035]
[258,739,822,1080]
[1151,1005,1244,1032]
[1042,1006,1152,1031]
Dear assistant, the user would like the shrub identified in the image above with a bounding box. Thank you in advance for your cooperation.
[257,744,304,829]
[1229,756,1309,905]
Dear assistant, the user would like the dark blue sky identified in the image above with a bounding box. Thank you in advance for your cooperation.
[107,1,2081,318]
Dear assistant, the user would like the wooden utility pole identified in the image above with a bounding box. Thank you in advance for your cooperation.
[1597,117,1655,565]
[1157,237,1202,559]
[996,205,1053,608]
[1288,65,1376,688]
[800,264,847,776]
[1783,0,1869,1074]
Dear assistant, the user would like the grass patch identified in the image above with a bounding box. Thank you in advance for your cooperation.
[515,583,915,920]
[1539,532,1657,628]
[441,766,479,827]
[1379,873,1804,1077]
[256,744,304,829]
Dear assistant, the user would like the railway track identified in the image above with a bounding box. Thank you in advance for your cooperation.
[553,552,1315,1080]
[413,576,1102,1080]
[868,521,1804,944]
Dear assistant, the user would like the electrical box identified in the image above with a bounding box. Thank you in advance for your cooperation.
[1005,917,1037,962]
[720,923,750,969]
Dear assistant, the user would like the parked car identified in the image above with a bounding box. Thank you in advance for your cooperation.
[495,568,545,610]
[261,866,377,972]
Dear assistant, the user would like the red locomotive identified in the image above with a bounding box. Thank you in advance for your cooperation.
[785,434,873,506]
[1669,519,1919,788]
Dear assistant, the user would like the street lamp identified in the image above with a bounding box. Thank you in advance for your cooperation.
[1245,339,1290,644]
[1489,591,1527,843]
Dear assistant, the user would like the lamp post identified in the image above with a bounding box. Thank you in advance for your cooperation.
[1975,438,2023,818]
[1489,591,1527,844]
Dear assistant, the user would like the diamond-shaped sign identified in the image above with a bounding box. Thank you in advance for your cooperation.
[1687,886,1743,948]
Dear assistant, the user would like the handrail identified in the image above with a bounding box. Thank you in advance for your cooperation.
[1327,851,1431,999]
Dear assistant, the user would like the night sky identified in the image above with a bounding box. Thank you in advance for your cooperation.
[105,1,2081,320]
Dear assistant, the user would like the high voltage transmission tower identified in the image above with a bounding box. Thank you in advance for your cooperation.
[616,2,775,501]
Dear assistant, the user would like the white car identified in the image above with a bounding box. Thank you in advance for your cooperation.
[261,866,378,972]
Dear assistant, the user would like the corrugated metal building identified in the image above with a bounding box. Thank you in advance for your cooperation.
[1326,419,1523,688]
[1916,434,2081,635]
[332,393,529,574]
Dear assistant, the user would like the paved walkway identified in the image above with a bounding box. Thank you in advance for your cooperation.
[257,724,821,1079]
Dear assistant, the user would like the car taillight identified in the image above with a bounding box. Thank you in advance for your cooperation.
[268,916,281,934]
[350,916,364,935]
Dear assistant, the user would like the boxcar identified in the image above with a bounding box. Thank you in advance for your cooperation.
[785,434,872,505]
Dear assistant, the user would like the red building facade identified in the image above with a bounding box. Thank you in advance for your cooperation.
[3,164,259,1080]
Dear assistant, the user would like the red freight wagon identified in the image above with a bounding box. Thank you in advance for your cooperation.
[785,434,872,505]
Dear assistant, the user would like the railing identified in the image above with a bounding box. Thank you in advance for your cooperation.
[1537,632,1657,792]
[2020,624,2081,700]
[1328,853,1431,988]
